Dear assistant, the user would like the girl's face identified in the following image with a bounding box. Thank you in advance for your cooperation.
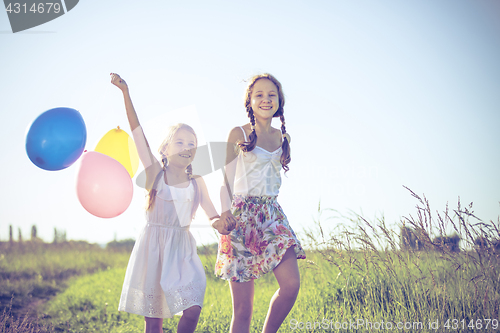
[164,128,197,167]
[250,79,279,120]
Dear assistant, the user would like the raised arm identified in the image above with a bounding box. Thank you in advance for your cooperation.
[110,73,161,190]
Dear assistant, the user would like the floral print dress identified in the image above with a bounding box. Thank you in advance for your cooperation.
[215,127,306,282]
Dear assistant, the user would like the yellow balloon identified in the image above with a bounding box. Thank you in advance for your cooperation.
[95,127,139,178]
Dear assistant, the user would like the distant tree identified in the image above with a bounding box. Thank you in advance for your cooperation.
[106,238,135,252]
[18,227,23,243]
[475,236,487,250]
[400,226,412,250]
[433,234,460,252]
[9,225,13,243]
[474,236,500,253]
[31,225,37,240]
[494,239,500,252]
[53,228,67,244]
[400,226,424,251]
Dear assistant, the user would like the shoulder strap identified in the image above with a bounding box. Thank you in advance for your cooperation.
[239,126,248,142]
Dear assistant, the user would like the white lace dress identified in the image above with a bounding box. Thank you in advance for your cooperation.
[118,128,206,318]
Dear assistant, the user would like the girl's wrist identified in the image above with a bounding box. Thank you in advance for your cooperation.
[210,215,221,228]
[212,220,227,234]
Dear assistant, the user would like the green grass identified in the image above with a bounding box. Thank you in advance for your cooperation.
[0,241,130,332]
[2,189,500,332]
[31,250,499,333]
[37,254,288,332]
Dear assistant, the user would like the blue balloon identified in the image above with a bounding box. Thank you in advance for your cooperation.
[26,107,87,171]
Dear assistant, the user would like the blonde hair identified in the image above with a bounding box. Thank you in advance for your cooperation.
[238,73,291,172]
[146,123,200,219]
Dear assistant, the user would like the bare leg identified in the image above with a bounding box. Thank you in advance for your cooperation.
[177,305,201,333]
[229,280,255,333]
[144,317,163,333]
[262,247,300,333]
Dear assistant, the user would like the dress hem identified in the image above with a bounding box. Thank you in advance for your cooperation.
[118,302,203,319]
[215,243,306,283]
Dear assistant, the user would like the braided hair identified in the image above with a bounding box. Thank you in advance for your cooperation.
[238,73,291,172]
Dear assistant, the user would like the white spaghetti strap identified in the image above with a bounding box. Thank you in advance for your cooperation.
[239,126,248,141]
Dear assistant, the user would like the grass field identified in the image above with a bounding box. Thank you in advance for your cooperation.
[1,191,499,332]
[0,241,130,332]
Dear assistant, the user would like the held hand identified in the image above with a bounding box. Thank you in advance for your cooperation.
[110,73,128,92]
[221,211,237,232]
[212,219,230,235]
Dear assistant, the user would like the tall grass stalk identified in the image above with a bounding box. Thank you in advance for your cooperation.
[304,187,500,330]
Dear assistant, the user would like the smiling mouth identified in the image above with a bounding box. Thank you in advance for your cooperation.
[179,153,192,158]
[260,106,273,110]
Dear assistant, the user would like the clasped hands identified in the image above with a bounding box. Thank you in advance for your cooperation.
[212,211,238,235]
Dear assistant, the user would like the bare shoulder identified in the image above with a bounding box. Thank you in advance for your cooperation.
[228,126,246,144]
[271,126,281,135]
[270,126,282,143]
[192,175,207,187]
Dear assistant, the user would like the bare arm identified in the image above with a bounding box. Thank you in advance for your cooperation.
[110,73,161,190]
[219,127,245,229]
[220,127,243,211]
[195,176,232,235]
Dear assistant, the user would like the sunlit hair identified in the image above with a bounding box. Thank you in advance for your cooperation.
[146,123,200,219]
[238,73,291,172]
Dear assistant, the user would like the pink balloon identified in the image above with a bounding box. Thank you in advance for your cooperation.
[76,151,133,218]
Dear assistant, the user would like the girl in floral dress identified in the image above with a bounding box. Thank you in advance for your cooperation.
[111,73,230,333]
[215,73,306,333]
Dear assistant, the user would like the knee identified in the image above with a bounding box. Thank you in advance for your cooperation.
[182,306,201,323]
[281,277,300,299]
[233,301,253,322]
[144,317,163,333]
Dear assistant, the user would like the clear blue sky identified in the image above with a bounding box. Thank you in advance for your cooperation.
[1,0,499,246]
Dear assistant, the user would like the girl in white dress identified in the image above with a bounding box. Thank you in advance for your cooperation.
[110,73,232,333]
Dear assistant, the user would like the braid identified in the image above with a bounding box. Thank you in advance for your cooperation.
[280,114,286,136]
[240,73,287,153]
[238,107,258,152]
[249,108,256,128]
[279,114,291,172]
[146,158,168,210]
